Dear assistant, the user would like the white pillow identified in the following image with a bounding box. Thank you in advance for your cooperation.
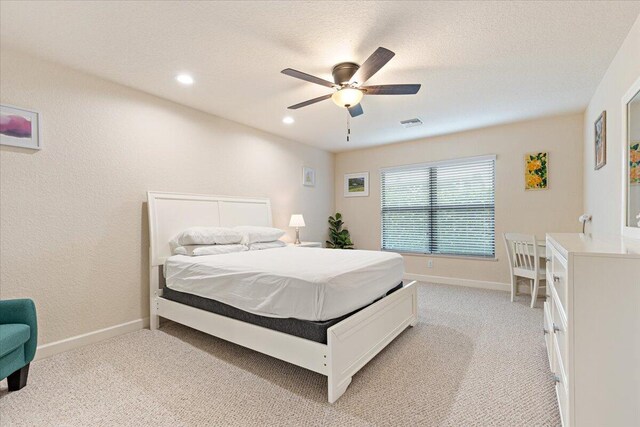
[173,244,247,256]
[248,240,287,250]
[234,226,286,244]
[172,227,243,246]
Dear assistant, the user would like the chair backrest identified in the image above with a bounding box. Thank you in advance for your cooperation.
[503,232,539,273]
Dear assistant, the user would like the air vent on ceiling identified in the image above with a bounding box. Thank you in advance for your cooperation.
[400,118,423,128]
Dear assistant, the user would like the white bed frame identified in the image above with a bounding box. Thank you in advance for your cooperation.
[147,191,417,403]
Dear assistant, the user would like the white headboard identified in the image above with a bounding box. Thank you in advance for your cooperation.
[147,191,272,266]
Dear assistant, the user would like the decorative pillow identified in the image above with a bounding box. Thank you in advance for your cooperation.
[172,227,243,246]
[248,240,287,250]
[234,226,286,244]
[173,244,247,256]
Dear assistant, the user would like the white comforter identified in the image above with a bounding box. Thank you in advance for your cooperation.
[164,247,404,321]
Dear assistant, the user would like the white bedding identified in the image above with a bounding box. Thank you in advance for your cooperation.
[164,247,404,321]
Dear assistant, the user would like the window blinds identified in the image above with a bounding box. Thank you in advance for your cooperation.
[381,156,496,258]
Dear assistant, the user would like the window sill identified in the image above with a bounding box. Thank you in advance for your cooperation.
[381,249,498,262]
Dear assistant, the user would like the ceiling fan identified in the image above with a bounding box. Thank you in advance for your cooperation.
[281,47,421,118]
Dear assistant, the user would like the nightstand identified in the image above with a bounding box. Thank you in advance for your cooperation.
[287,242,322,248]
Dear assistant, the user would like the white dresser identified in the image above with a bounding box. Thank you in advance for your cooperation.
[544,233,640,427]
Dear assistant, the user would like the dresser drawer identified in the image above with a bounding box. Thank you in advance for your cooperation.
[553,334,570,427]
[556,371,569,427]
[543,301,554,370]
[548,245,568,317]
[552,298,568,378]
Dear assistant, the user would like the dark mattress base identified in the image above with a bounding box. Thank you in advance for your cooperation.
[161,282,403,344]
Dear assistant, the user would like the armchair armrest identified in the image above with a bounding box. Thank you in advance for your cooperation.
[0,299,38,362]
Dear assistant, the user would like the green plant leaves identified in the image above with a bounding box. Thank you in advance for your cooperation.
[326,212,354,249]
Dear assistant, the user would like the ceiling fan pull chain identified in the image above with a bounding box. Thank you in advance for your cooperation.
[347,113,351,142]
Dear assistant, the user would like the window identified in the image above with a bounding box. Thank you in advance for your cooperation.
[381,155,496,258]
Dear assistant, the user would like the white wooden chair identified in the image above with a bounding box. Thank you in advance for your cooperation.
[503,233,546,308]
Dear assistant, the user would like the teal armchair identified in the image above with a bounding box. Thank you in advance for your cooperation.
[0,299,37,391]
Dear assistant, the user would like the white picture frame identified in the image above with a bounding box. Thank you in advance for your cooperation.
[621,76,640,239]
[0,104,41,150]
[302,166,315,187]
[344,172,369,197]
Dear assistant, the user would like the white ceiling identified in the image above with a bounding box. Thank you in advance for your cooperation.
[1,1,639,152]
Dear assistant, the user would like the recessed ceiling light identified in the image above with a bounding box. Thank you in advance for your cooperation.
[176,74,194,85]
[282,116,295,124]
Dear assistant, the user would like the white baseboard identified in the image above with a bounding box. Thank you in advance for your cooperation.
[404,273,510,292]
[35,317,149,361]
[405,273,544,295]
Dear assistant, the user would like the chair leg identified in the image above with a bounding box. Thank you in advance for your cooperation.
[511,275,517,302]
[7,363,30,391]
[531,277,540,308]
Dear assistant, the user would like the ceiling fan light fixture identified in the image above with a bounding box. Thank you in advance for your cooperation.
[283,47,420,116]
[331,88,363,108]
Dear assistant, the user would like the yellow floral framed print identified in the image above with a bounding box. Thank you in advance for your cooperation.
[525,152,548,190]
[631,141,640,185]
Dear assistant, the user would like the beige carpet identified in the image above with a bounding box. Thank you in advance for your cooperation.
[0,284,560,426]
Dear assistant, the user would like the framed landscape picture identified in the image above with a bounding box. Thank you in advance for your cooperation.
[0,104,41,150]
[344,172,369,197]
[525,152,548,190]
[594,111,606,170]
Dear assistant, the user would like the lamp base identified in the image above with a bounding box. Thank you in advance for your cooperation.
[294,228,301,245]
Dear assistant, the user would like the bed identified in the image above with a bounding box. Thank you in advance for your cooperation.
[164,246,405,321]
[148,191,418,403]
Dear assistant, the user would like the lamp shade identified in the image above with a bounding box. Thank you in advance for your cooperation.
[331,88,363,108]
[289,214,306,227]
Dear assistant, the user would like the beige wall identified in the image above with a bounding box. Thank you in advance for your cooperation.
[6,14,636,346]
[0,50,334,345]
[583,15,640,234]
[335,114,584,285]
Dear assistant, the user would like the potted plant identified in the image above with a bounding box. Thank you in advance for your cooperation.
[326,212,354,249]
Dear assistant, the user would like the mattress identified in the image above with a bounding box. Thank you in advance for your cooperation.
[162,283,403,344]
[164,247,404,321]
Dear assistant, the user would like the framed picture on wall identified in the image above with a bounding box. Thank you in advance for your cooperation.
[344,172,369,197]
[631,141,640,185]
[524,152,548,190]
[0,104,41,150]
[594,110,606,170]
[302,166,315,187]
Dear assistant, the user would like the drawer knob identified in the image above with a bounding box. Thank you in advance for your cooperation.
[543,328,549,335]
[553,375,561,384]
[545,257,551,262]
[553,275,560,283]
[553,323,562,333]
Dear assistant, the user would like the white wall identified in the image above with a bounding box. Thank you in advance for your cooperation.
[583,15,640,234]
[0,50,334,346]
[335,114,584,286]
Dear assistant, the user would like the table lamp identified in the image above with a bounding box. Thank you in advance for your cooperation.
[289,214,305,245]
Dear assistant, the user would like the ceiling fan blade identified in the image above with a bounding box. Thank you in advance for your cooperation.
[287,93,333,109]
[361,84,421,95]
[281,68,337,88]
[348,104,364,117]
[349,47,395,85]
